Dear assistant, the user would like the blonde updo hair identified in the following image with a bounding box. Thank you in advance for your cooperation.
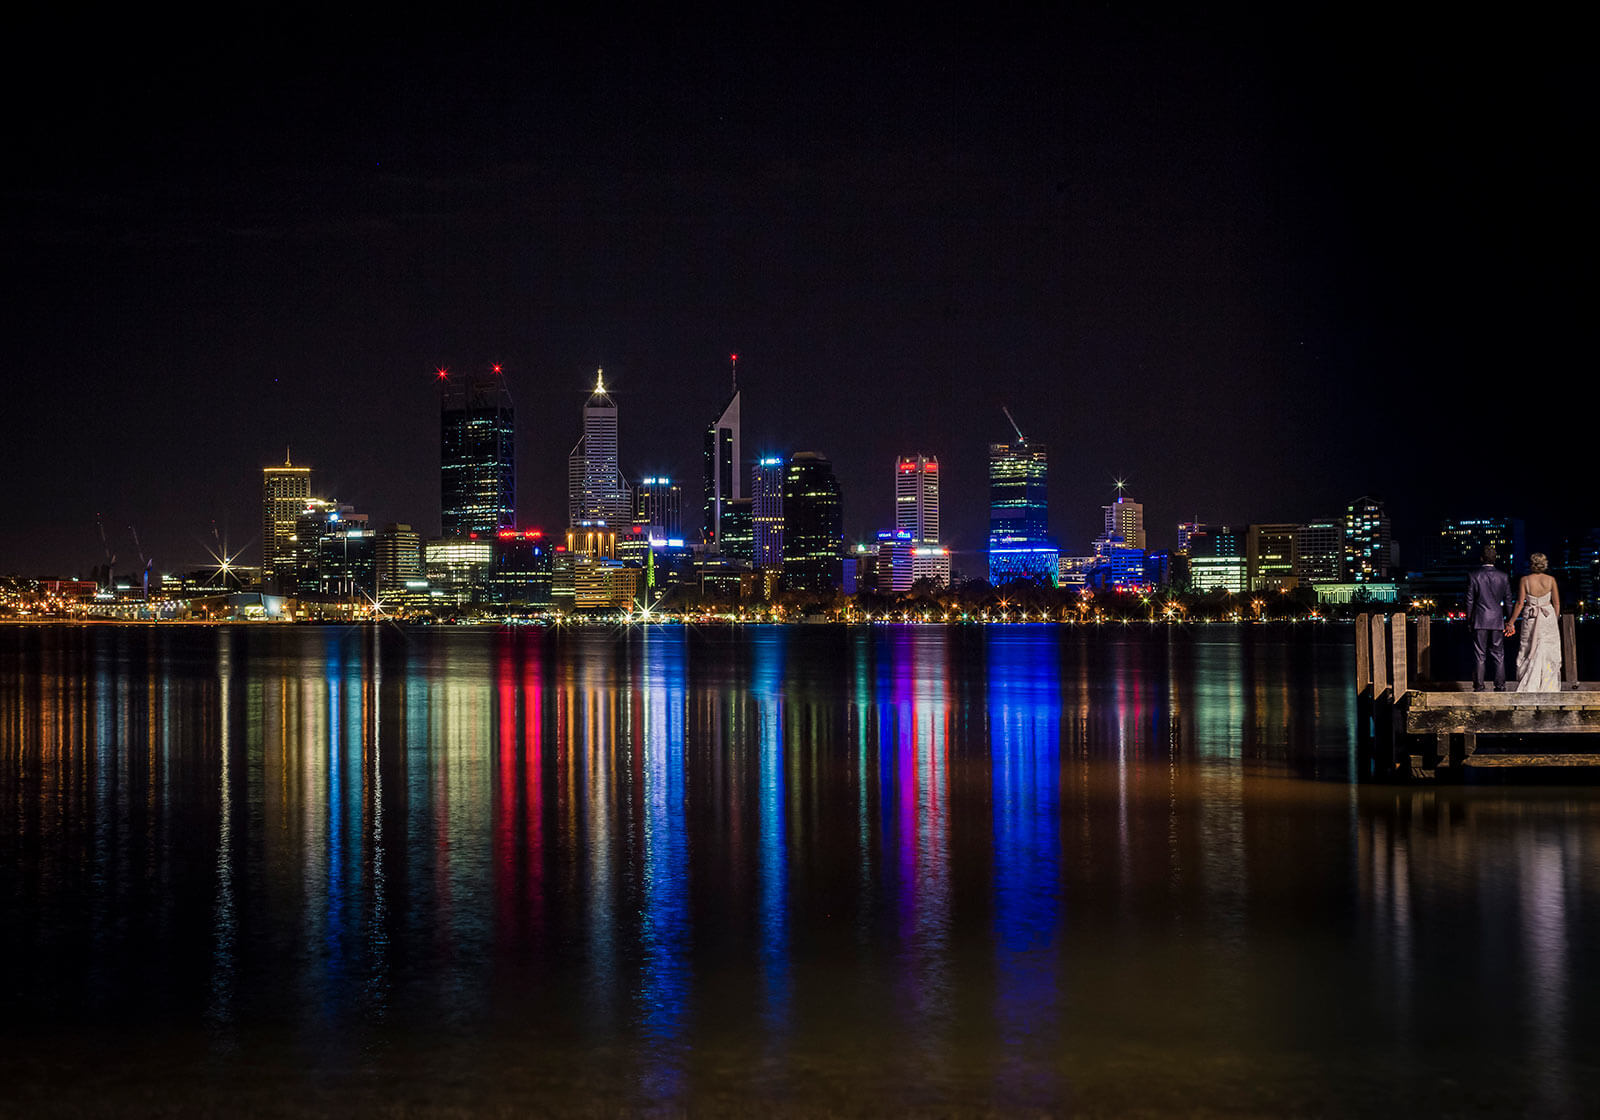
[1530,553,1548,573]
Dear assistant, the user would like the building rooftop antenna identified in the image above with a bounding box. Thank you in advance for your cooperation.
[730,352,739,395]
[1001,405,1026,443]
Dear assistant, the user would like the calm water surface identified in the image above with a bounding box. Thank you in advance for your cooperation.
[2,623,1598,1116]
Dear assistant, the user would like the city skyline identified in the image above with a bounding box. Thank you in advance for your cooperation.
[1,11,1586,576]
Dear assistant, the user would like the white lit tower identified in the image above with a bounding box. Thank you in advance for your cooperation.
[568,369,631,528]
[261,451,311,593]
[893,453,950,588]
[895,453,940,542]
[702,353,743,549]
[1095,479,1145,556]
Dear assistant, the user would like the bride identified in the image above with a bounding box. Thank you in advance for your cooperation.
[1505,553,1563,692]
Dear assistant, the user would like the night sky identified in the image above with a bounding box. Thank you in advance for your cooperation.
[3,10,1587,578]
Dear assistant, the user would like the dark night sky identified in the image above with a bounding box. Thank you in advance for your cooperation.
[2,10,1589,578]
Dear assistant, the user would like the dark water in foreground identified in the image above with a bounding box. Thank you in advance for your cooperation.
[2,623,1598,1116]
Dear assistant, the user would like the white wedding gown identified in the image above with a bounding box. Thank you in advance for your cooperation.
[1515,591,1563,692]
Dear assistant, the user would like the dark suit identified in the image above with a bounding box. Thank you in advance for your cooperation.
[1465,564,1511,690]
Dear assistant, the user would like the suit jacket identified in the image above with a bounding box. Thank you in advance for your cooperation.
[1466,564,1511,630]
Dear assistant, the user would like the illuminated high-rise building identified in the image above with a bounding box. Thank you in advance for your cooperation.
[895,454,940,543]
[633,476,683,540]
[568,369,631,528]
[1246,523,1300,591]
[987,410,1056,585]
[1344,496,1394,582]
[752,457,786,569]
[261,453,311,593]
[439,365,515,537]
[1188,526,1246,594]
[375,523,422,594]
[702,355,742,548]
[890,454,949,587]
[782,452,843,593]
[1294,519,1345,585]
[1096,487,1145,555]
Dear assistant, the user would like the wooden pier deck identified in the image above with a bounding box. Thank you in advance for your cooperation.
[1355,611,1600,781]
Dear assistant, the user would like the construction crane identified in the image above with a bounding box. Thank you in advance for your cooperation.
[94,514,116,592]
[1001,405,1027,444]
[129,525,151,602]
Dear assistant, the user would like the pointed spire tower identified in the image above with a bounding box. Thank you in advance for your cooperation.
[703,352,743,547]
[568,368,630,527]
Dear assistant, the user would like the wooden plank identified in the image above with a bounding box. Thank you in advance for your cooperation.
[1391,613,1408,699]
[1407,689,1600,710]
[1562,613,1578,686]
[1465,754,1600,768]
[1418,681,1600,693]
[1404,705,1600,735]
[1415,615,1432,683]
[1355,614,1371,697]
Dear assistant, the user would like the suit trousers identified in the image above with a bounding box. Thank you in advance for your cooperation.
[1473,628,1505,690]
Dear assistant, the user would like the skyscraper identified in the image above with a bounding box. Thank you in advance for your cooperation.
[633,476,683,540]
[752,457,785,569]
[568,369,631,528]
[439,365,515,538]
[1344,496,1394,582]
[1294,519,1345,585]
[261,453,311,593]
[1246,523,1300,591]
[782,452,843,593]
[894,454,940,543]
[988,410,1056,585]
[892,454,949,588]
[1096,487,1145,554]
[702,355,742,548]
[988,442,1048,541]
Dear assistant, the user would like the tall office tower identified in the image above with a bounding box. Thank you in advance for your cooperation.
[1246,523,1301,591]
[375,523,422,594]
[1188,526,1246,594]
[568,369,631,528]
[752,457,786,568]
[1344,496,1394,582]
[702,355,742,547]
[988,442,1048,540]
[894,454,940,542]
[439,365,515,538]
[261,453,311,593]
[988,409,1056,585]
[1177,521,1206,552]
[633,476,683,540]
[1294,519,1345,586]
[782,452,843,593]
[721,498,755,562]
[1411,516,1527,611]
[1429,517,1526,575]
[1097,488,1145,554]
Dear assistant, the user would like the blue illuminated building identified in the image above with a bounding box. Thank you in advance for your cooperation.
[987,412,1057,585]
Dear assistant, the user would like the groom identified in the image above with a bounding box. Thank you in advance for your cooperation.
[1465,544,1511,691]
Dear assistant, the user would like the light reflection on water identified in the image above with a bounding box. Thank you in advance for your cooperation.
[2,623,1600,1114]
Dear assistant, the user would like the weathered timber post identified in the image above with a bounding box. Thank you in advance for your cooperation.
[1355,614,1373,769]
[1356,614,1372,693]
[1391,613,1409,700]
[1414,615,1431,684]
[1372,614,1395,777]
[1561,613,1578,688]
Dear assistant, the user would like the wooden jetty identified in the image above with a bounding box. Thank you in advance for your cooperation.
[1355,611,1600,780]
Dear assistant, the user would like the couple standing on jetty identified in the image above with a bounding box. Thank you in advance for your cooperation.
[1467,545,1562,692]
